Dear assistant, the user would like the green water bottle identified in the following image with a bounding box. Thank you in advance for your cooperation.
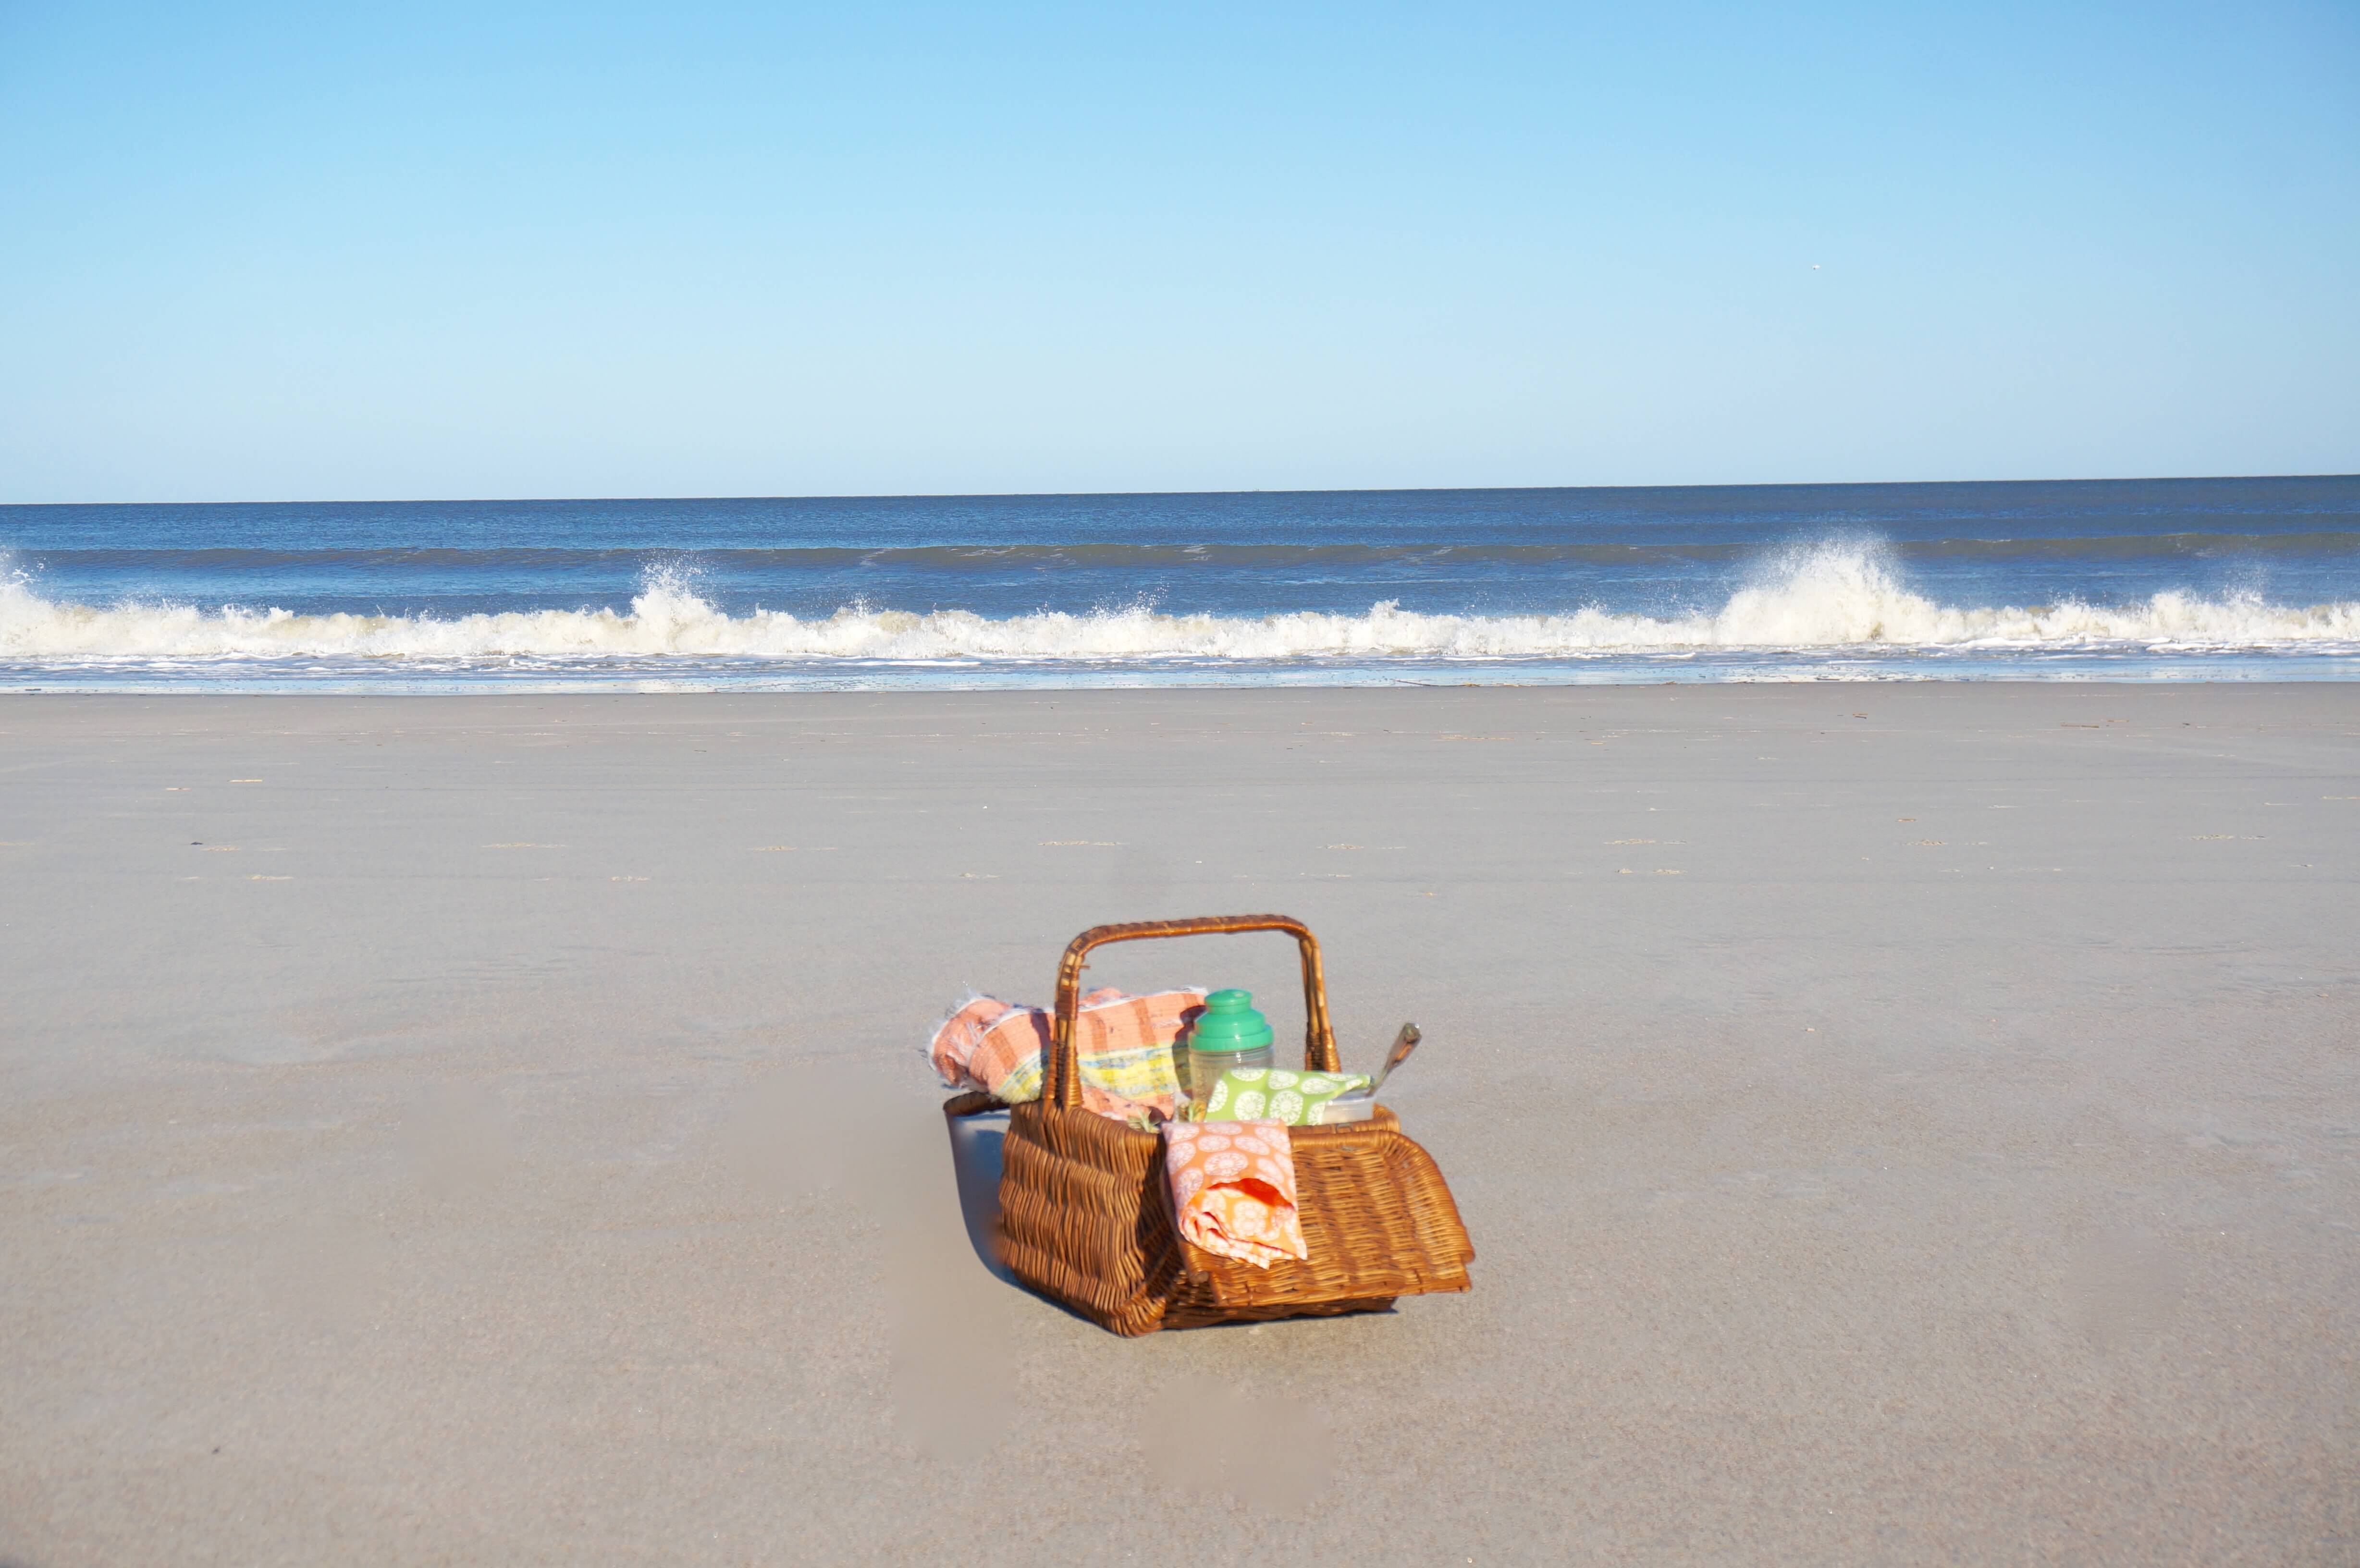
[1185,988,1276,1105]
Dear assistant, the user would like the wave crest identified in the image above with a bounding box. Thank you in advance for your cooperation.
[5,545,2358,664]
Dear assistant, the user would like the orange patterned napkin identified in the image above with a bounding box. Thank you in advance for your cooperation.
[1163,1120,1308,1269]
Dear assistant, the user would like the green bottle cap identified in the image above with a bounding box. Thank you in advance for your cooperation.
[1188,988,1275,1053]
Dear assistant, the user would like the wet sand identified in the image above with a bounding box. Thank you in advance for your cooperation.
[2,685,2356,1564]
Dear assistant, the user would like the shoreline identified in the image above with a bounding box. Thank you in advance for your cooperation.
[11,658,2360,696]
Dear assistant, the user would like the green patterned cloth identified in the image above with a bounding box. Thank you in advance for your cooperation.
[1196,1067,1372,1125]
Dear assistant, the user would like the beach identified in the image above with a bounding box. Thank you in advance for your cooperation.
[3,682,2355,1563]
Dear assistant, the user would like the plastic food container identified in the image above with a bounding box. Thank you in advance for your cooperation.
[1184,988,1276,1103]
[1187,1044,1274,1103]
[1313,1096,1379,1124]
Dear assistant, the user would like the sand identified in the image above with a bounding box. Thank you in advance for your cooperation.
[2,684,2355,1565]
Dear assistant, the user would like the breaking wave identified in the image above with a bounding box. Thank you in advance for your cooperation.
[5,542,2359,666]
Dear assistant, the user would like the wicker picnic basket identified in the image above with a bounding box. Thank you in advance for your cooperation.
[945,914,1474,1336]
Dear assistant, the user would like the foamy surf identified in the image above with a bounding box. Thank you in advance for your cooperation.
[6,544,2358,671]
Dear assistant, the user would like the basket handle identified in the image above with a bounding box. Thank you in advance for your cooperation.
[1047,914,1340,1111]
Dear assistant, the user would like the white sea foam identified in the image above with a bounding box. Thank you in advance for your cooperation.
[5,543,2358,665]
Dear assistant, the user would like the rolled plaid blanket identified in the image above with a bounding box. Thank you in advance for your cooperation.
[929,987,1205,1120]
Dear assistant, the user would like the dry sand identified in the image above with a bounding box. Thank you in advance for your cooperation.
[2,685,2356,1565]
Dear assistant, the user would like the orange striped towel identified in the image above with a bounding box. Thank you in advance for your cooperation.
[1163,1120,1307,1268]
[929,987,1204,1121]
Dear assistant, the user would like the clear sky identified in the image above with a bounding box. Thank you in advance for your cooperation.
[3,0,2354,502]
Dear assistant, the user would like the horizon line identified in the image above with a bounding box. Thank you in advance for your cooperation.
[6,471,2358,510]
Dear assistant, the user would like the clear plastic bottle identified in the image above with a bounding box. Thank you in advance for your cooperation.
[1184,988,1276,1107]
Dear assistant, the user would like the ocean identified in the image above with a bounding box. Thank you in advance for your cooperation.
[4,476,2357,690]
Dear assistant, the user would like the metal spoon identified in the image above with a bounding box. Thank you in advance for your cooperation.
[1337,1023,1419,1100]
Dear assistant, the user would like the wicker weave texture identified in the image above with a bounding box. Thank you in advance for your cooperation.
[979,915,1474,1336]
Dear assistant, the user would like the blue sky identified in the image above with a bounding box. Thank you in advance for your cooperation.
[3,0,2354,501]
